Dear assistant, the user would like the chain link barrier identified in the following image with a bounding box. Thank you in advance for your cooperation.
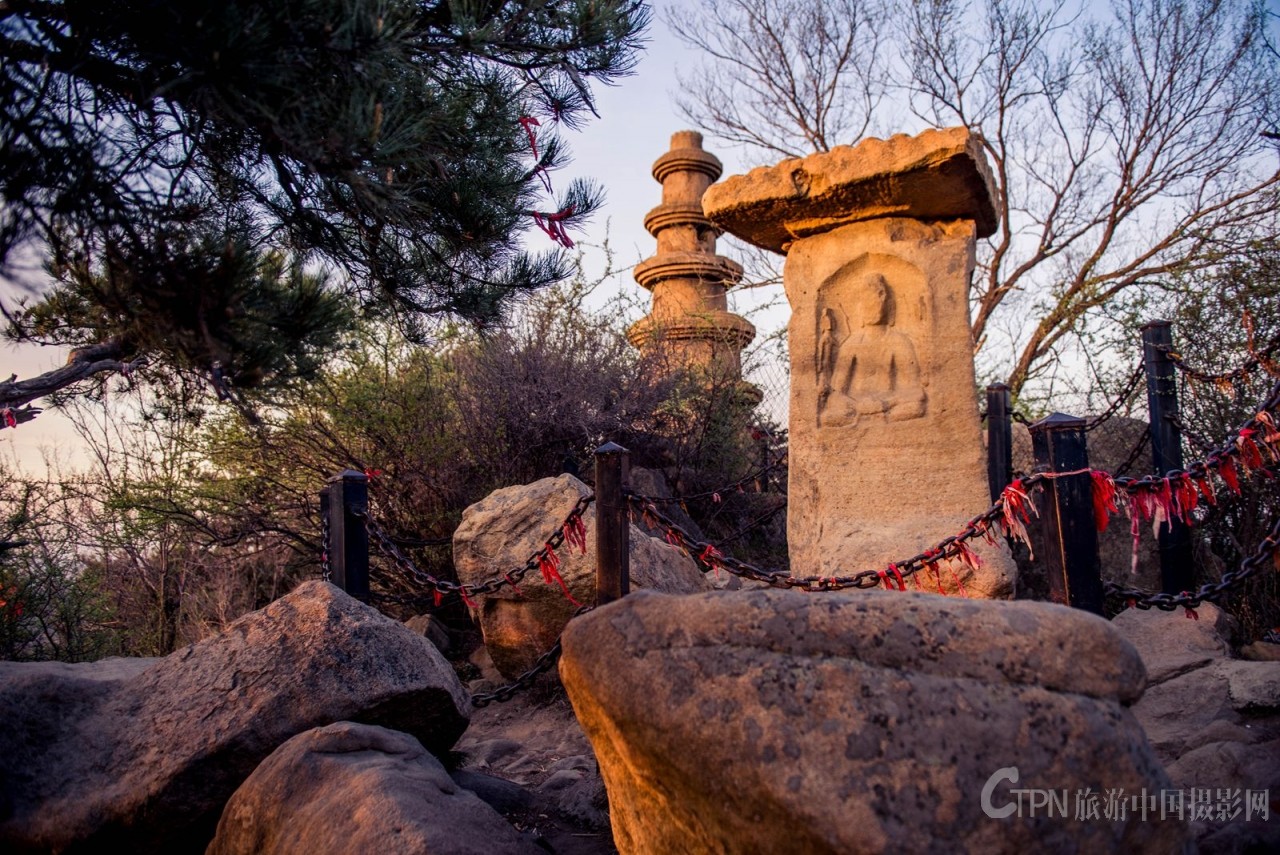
[356,494,594,605]
[1084,361,1146,433]
[319,510,331,583]
[328,371,1280,710]
[626,490,1005,592]
[1106,375,1280,495]
[1157,333,1280,387]
[627,370,1280,605]
[470,605,594,708]
[1105,511,1280,611]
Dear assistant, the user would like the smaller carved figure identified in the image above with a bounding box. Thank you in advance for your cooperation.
[817,273,925,427]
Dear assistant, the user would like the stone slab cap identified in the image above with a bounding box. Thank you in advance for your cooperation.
[703,127,998,253]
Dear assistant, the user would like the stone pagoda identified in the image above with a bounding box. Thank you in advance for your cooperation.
[628,131,756,390]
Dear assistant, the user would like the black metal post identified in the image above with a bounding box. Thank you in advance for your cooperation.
[987,383,1013,503]
[594,443,631,606]
[1029,413,1104,615]
[326,469,369,601]
[1141,320,1195,594]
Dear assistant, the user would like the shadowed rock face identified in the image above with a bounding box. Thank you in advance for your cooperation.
[0,581,470,854]
[560,589,1190,855]
[208,722,541,855]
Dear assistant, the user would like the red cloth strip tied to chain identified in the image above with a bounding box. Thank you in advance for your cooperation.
[538,544,581,606]
[563,514,587,555]
[878,563,906,591]
[1090,471,1118,533]
[999,479,1038,557]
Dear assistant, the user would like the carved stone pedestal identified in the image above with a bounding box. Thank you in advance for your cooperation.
[704,128,1016,596]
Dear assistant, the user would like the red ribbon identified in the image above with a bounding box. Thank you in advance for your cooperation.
[880,563,906,591]
[518,116,541,158]
[1219,456,1241,495]
[532,204,576,248]
[538,544,581,606]
[1090,471,1118,533]
[562,514,588,555]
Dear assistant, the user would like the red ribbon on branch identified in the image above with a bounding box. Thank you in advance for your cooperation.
[518,116,541,158]
[532,205,576,248]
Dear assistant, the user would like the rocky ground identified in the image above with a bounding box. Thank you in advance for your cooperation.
[450,644,616,855]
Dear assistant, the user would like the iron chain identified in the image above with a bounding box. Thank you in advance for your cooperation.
[1084,361,1146,433]
[470,605,594,708]
[357,494,595,602]
[1105,511,1280,610]
[626,491,1010,591]
[1157,336,1280,387]
[320,509,332,583]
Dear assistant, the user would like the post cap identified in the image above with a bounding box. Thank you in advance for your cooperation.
[595,442,630,455]
[1028,412,1086,432]
[328,469,369,483]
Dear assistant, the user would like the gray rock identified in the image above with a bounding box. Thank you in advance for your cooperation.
[454,474,710,679]
[450,768,536,815]
[1164,737,1280,791]
[1197,818,1280,855]
[1239,640,1280,662]
[1112,601,1234,685]
[1218,659,1280,712]
[208,722,541,855]
[560,589,1189,855]
[1130,664,1237,759]
[406,612,452,655]
[0,581,471,854]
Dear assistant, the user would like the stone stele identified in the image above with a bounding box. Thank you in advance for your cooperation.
[703,127,1015,596]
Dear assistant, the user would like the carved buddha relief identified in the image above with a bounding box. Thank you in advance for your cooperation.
[816,271,926,428]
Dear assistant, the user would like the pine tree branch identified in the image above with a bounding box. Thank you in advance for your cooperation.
[0,340,145,411]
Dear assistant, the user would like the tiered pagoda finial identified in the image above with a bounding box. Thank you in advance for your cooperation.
[628,131,756,385]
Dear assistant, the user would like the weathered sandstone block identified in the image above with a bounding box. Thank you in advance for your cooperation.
[704,128,1015,596]
[561,589,1189,855]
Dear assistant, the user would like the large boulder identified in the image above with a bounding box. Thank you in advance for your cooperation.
[1114,604,1280,851]
[208,722,540,855]
[454,474,710,678]
[560,589,1189,854]
[0,581,470,854]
